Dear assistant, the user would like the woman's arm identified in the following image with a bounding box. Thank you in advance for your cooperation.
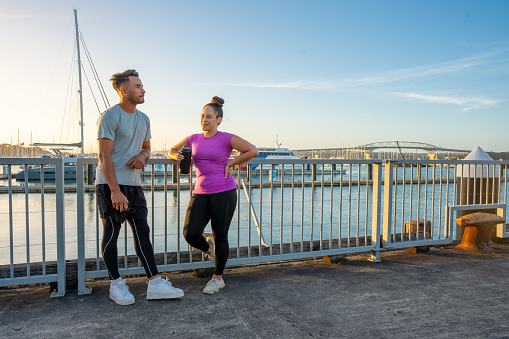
[168,138,188,161]
[225,135,259,178]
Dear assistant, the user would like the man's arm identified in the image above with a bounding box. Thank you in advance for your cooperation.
[126,140,151,169]
[98,138,129,212]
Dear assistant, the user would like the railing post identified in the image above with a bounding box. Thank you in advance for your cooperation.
[369,162,383,262]
[382,160,394,248]
[51,157,66,297]
[86,164,94,184]
[77,158,92,295]
[172,164,178,183]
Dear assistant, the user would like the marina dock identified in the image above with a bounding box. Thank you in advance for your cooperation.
[0,173,16,180]
[0,177,455,194]
[139,168,345,177]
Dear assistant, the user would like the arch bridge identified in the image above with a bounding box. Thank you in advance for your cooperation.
[355,141,468,153]
[294,141,469,160]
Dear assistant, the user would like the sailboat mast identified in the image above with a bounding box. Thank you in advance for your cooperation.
[74,9,85,157]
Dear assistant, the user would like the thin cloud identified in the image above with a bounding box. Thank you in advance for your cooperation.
[395,92,501,111]
[0,14,104,21]
[353,52,495,85]
[212,80,337,91]
[0,15,34,19]
[208,51,503,91]
[454,41,509,47]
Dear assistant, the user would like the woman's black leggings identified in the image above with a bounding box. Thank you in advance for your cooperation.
[101,207,159,280]
[183,189,237,276]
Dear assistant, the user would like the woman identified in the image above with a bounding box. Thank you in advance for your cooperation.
[169,96,258,294]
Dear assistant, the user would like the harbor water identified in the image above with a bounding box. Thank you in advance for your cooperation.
[1,165,506,265]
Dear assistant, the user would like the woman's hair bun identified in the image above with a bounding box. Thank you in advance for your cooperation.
[211,96,224,107]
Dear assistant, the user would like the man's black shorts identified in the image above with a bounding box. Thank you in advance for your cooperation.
[95,184,148,224]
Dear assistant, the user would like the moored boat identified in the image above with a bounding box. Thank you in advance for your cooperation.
[237,147,300,170]
[15,149,96,181]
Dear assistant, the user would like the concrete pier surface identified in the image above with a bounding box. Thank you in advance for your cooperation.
[2,245,509,338]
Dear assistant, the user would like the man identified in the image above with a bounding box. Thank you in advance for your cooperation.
[96,69,183,305]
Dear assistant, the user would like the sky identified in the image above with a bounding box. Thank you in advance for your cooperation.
[1,0,508,153]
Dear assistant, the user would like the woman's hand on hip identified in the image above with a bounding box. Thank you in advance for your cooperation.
[224,163,232,178]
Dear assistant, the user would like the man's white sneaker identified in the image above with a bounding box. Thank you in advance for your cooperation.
[203,277,225,294]
[205,235,215,261]
[146,277,184,300]
[109,279,135,306]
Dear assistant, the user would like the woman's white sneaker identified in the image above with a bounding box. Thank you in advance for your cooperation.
[203,277,225,294]
[146,277,184,300]
[109,279,135,306]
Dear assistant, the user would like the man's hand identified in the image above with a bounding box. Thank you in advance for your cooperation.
[127,154,146,169]
[111,189,129,212]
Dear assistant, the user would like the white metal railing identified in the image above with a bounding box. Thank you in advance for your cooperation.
[0,158,66,297]
[382,159,508,248]
[1,157,508,296]
[76,158,384,294]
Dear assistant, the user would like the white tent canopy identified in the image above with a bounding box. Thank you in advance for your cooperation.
[456,146,499,178]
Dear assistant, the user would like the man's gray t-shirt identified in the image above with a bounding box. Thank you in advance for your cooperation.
[96,104,151,186]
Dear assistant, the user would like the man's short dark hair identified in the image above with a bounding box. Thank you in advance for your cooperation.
[110,69,139,92]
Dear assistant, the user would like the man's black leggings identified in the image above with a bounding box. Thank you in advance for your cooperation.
[101,209,159,280]
[183,189,237,276]
[97,184,159,280]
